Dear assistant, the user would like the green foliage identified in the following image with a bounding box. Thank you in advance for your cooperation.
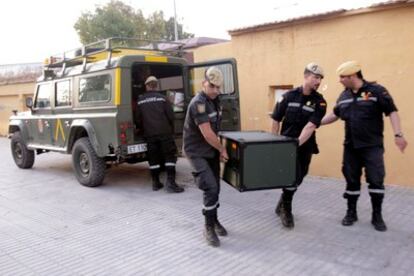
[74,0,194,44]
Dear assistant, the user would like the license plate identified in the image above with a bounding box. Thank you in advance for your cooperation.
[127,143,147,154]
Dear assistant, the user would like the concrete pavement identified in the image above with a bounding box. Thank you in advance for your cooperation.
[0,137,413,275]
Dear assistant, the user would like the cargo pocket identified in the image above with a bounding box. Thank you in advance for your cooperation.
[162,137,178,157]
[192,170,208,190]
[189,158,212,190]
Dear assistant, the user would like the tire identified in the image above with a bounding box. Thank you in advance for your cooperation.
[10,131,35,169]
[72,137,106,187]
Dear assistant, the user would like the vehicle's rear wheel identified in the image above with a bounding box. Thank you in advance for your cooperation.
[72,137,105,187]
[11,131,35,169]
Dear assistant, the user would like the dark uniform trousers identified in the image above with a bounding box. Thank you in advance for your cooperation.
[184,92,222,212]
[135,91,178,178]
[271,87,327,201]
[147,135,178,172]
[342,145,385,201]
[283,146,313,198]
[189,153,220,211]
[333,82,397,203]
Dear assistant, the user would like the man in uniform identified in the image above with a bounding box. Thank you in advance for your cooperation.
[135,76,184,193]
[183,67,229,247]
[321,61,407,231]
[271,63,327,229]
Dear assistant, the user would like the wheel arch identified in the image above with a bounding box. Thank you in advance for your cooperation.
[67,119,100,155]
[8,120,29,140]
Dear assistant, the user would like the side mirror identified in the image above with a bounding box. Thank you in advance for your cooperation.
[26,97,33,108]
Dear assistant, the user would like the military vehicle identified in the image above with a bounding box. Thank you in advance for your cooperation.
[9,37,240,187]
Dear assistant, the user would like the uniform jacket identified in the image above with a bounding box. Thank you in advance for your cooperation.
[272,86,327,153]
[333,81,397,148]
[135,91,174,137]
[183,91,221,158]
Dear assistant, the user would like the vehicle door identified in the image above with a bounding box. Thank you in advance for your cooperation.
[52,79,73,148]
[186,58,240,131]
[31,82,54,146]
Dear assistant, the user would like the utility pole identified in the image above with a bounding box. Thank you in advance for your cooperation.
[173,0,178,41]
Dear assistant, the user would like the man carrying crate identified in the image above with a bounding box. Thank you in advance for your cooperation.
[271,63,327,229]
[183,67,229,247]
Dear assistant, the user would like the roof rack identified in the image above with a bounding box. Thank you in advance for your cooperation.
[43,37,186,77]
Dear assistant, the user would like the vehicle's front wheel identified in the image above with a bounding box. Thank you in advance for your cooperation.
[11,131,35,169]
[72,137,105,187]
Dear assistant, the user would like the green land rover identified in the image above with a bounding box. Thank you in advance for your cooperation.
[9,37,240,187]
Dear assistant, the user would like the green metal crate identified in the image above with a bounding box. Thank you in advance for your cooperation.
[220,131,298,192]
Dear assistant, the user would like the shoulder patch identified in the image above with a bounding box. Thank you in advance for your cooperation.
[196,103,206,113]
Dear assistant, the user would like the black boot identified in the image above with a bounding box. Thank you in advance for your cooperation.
[280,190,295,229]
[342,196,358,226]
[214,211,227,236]
[275,194,283,216]
[165,166,184,193]
[150,168,163,191]
[203,209,220,247]
[371,195,387,232]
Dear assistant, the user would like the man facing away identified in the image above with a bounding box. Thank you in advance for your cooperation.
[135,76,184,193]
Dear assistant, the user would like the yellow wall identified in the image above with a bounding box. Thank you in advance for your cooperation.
[192,42,233,61]
[0,82,34,136]
[194,5,414,186]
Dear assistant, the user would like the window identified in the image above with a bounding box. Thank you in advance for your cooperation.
[268,85,293,115]
[166,90,184,112]
[190,63,235,96]
[274,88,289,104]
[34,83,51,108]
[131,64,184,113]
[160,76,184,112]
[79,74,111,103]
[56,80,71,107]
[218,64,235,94]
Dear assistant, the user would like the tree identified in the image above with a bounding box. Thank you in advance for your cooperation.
[165,16,194,41]
[145,11,167,41]
[74,0,194,44]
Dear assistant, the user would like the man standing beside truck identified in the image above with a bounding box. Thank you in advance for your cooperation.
[135,76,184,193]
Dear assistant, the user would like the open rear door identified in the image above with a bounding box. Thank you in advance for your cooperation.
[187,59,240,131]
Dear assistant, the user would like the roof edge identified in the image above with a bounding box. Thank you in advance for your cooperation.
[229,0,414,36]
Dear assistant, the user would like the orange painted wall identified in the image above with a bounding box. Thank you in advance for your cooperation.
[0,82,34,136]
[193,5,414,186]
